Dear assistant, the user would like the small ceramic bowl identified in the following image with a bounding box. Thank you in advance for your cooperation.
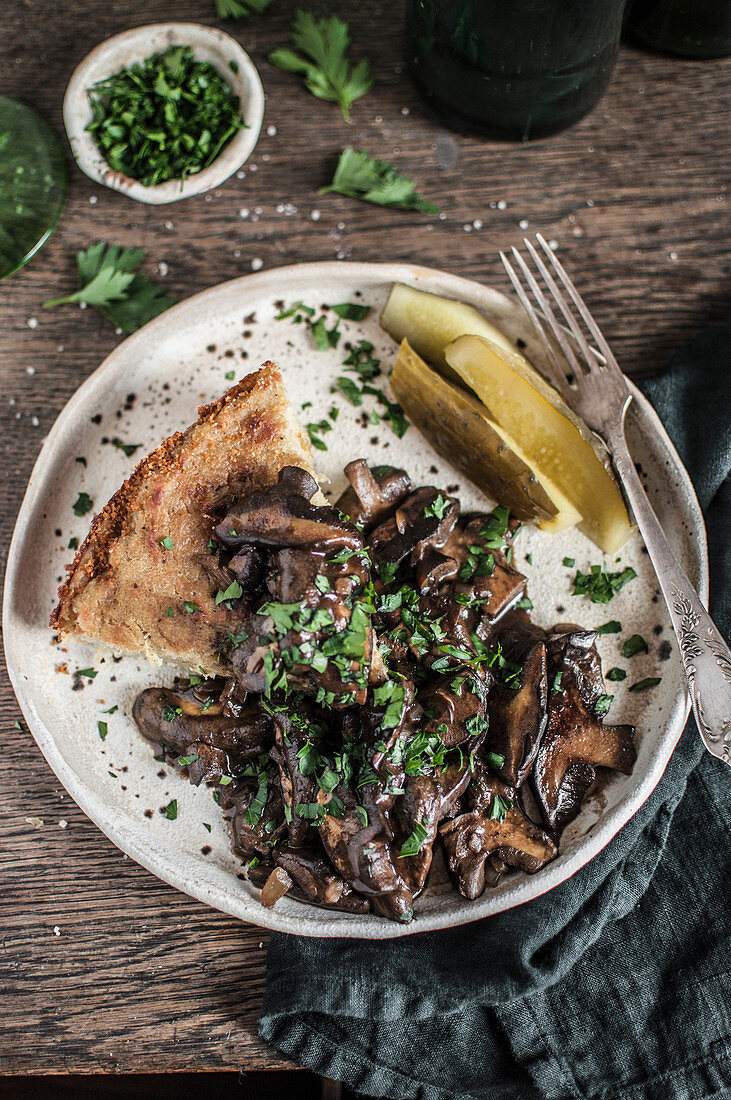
[63,22,265,205]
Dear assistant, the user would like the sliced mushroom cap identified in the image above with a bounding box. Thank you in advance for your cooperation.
[269,711,320,849]
[370,487,459,568]
[393,762,473,896]
[530,628,636,831]
[275,846,371,913]
[227,545,266,590]
[132,686,273,758]
[227,763,285,859]
[531,676,635,831]
[216,468,362,552]
[439,802,557,900]
[487,642,549,786]
[335,460,412,531]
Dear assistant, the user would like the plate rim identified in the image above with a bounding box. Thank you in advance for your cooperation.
[2,260,708,938]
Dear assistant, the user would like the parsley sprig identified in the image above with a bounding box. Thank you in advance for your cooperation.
[216,0,274,17]
[44,243,175,333]
[321,148,440,214]
[269,13,373,120]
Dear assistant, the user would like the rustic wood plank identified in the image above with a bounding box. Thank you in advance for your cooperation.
[1,0,729,1077]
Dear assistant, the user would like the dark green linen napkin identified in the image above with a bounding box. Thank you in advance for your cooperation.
[259,321,731,1100]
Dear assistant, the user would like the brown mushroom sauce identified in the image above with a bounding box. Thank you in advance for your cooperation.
[133,461,636,923]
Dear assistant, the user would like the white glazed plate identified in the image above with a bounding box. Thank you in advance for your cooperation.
[63,23,265,204]
[3,262,706,938]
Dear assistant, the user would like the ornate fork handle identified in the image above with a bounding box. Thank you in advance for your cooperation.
[607,410,731,765]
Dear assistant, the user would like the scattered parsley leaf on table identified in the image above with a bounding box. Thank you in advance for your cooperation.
[269,12,373,120]
[44,243,175,333]
[321,148,441,214]
[216,0,274,16]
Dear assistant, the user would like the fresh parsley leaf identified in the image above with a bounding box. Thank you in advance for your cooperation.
[321,148,440,214]
[309,314,340,350]
[372,680,406,730]
[629,677,662,693]
[183,601,201,614]
[606,667,627,681]
[623,633,649,658]
[77,667,98,679]
[225,370,236,381]
[72,492,93,516]
[103,705,118,714]
[45,242,175,333]
[516,596,534,610]
[594,694,614,715]
[165,799,178,820]
[269,13,373,120]
[177,754,199,766]
[355,805,368,827]
[336,376,362,405]
[551,672,563,695]
[572,564,637,604]
[160,536,174,550]
[97,721,108,741]
[306,419,332,451]
[68,537,79,550]
[202,822,212,832]
[563,556,575,567]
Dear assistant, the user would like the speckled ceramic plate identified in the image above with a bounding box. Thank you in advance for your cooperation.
[3,262,707,938]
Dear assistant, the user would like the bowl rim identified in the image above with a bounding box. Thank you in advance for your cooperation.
[62,21,265,205]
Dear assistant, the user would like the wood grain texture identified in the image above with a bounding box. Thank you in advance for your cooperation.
[1,0,729,1076]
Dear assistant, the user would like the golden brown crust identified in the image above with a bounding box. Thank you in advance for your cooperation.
[51,362,317,673]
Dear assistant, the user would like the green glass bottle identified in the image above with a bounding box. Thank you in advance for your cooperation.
[405,0,628,141]
[627,0,731,59]
[0,96,67,280]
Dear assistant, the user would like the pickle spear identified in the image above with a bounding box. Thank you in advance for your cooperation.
[391,340,581,530]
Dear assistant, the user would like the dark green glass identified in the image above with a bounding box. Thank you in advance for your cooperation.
[405,0,628,141]
[0,96,67,280]
[627,0,731,58]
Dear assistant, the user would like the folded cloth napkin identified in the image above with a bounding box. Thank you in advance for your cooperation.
[260,321,731,1100]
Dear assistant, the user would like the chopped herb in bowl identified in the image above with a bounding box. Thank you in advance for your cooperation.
[86,45,246,188]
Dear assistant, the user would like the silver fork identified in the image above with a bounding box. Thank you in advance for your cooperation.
[501,234,731,766]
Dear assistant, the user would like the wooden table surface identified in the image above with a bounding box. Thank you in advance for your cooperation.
[1,0,729,1078]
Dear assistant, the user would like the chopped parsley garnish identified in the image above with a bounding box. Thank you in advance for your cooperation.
[225,370,236,381]
[623,634,649,658]
[321,148,440,214]
[379,560,400,585]
[45,242,175,333]
[308,315,341,351]
[215,579,243,606]
[219,775,233,786]
[629,677,662,693]
[572,564,637,604]
[103,705,118,714]
[202,822,212,832]
[479,506,512,548]
[244,771,268,828]
[177,754,199,767]
[563,556,575,567]
[594,694,614,715]
[165,799,178,820]
[398,817,429,858]
[306,419,332,451]
[424,494,449,520]
[97,721,108,741]
[372,680,406,730]
[343,340,381,381]
[297,801,326,825]
[85,46,246,187]
[606,667,627,681]
[331,302,371,320]
[160,536,174,550]
[77,667,98,679]
[269,13,373,120]
[183,601,200,614]
[596,620,622,635]
[516,596,534,610]
[68,537,79,550]
[336,375,363,405]
[551,672,563,695]
[485,751,505,770]
[355,805,368,827]
[166,607,174,617]
[113,439,142,458]
[489,794,512,823]
[72,492,93,517]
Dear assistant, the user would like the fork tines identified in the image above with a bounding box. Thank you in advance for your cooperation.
[500,235,617,393]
